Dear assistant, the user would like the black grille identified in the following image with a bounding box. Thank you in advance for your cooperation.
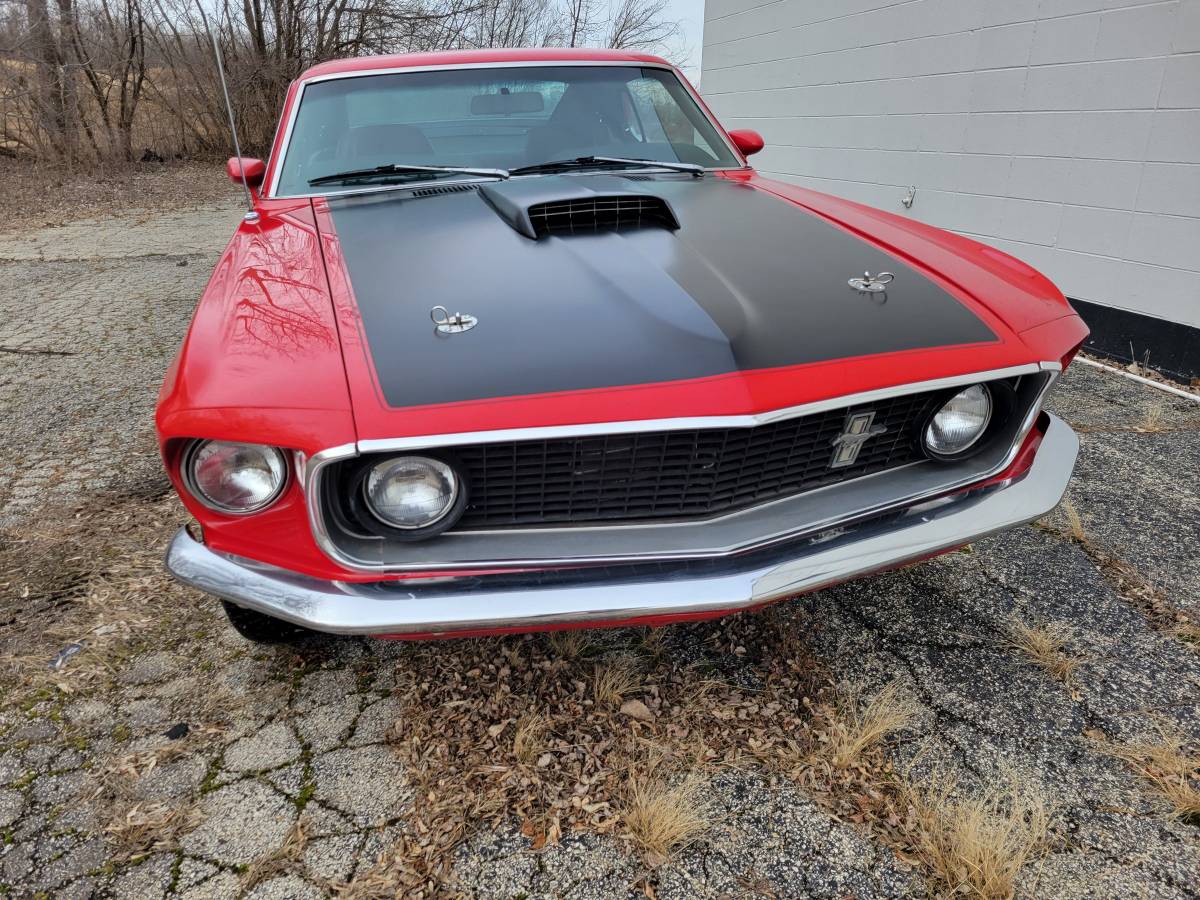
[527,195,678,237]
[447,391,938,529]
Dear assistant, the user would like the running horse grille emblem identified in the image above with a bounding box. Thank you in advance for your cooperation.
[829,411,889,469]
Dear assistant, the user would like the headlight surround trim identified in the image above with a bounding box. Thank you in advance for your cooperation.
[922,383,996,460]
[350,454,468,540]
[183,440,289,515]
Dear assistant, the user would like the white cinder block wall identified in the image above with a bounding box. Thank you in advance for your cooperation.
[701,0,1200,329]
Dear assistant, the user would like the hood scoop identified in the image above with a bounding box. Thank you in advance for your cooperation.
[528,196,678,238]
[480,176,679,239]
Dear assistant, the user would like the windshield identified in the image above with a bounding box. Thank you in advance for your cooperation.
[275,65,740,196]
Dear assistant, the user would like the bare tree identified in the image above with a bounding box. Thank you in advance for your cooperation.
[603,0,678,51]
[0,0,685,164]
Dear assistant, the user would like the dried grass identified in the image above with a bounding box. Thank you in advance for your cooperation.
[639,627,668,660]
[546,629,593,661]
[811,681,920,771]
[241,817,311,889]
[104,801,201,858]
[0,492,205,697]
[336,610,828,894]
[0,157,235,236]
[1137,402,1167,433]
[1053,532,1199,652]
[905,774,1050,900]
[1102,724,1200,823]
[1003,619,1080,685]
[1060,498,1087,543]
[621,769,710,862]
[512,712,550,765]
[591,656,641,707]
[1174,622,1200,647]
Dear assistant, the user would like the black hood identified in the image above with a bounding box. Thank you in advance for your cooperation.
[325,174,996,409]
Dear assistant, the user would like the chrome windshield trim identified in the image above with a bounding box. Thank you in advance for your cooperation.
[268,60,746,199]
[303,363,1060,574]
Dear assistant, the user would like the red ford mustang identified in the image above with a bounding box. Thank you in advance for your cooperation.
[158,48,1087,643]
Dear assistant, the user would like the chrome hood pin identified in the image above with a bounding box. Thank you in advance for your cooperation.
[848,271,895,293]
[431,306,478,334]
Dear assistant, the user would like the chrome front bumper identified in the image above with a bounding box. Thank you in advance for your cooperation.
[166,414,1078,637]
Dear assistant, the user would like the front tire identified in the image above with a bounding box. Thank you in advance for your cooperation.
[222,601,314,644]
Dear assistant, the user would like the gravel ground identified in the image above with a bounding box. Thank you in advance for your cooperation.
[0,203,1198,898]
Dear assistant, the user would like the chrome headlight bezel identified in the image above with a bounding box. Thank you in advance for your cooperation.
[183,440,289,515]
[922,383,995,461]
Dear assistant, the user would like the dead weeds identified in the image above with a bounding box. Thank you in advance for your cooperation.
[103,799,202,859]
[241,816,311,890]
[0,491,204,699]
[1059,498,1088,543]
[0,157,236,234]
[1101,723,1200,824]
[905,773,1050,899]
[335,610,1041,897]
[1002,619,1081,686]
[808,681,920,771]
[622,769,710,863]
[591,655,642,707]
[1043,504,1198,651]
[512,712,550,766]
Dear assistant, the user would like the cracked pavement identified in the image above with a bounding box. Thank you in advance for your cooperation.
[1,201,1198,897]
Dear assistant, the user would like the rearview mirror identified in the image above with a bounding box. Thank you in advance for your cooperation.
[728,129,765,157]
[226,157,266,187]
[470,91,545,115]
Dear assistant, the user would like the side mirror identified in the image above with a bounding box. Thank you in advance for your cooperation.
[728,129,765,157]
[226,157,266,187]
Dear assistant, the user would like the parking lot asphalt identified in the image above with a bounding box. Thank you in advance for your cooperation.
[0,203,1197,899]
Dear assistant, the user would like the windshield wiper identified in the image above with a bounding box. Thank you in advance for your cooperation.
[309,163,510,187]
[509,156,704,177]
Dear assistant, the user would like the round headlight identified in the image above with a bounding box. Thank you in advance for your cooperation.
[925,384,993,458]
[186,441,288,514]
[364,456,460,530]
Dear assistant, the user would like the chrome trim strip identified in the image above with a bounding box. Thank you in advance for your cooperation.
[356,363,1050,453]
[268,60,746,199]
[167,414,1079,636]
[304,364,1059,573]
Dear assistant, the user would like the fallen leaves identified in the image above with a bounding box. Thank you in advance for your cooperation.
[619,699,654,722]
[339,609,858,895]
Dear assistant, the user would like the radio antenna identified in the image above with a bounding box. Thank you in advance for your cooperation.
[199,5,258,223]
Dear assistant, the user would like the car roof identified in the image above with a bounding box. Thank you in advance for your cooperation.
[298,47,673,82]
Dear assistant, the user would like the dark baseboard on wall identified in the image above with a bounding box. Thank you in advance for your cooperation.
[1068,298,1199,384]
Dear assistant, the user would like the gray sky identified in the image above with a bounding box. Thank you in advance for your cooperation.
[664,0,706,81]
